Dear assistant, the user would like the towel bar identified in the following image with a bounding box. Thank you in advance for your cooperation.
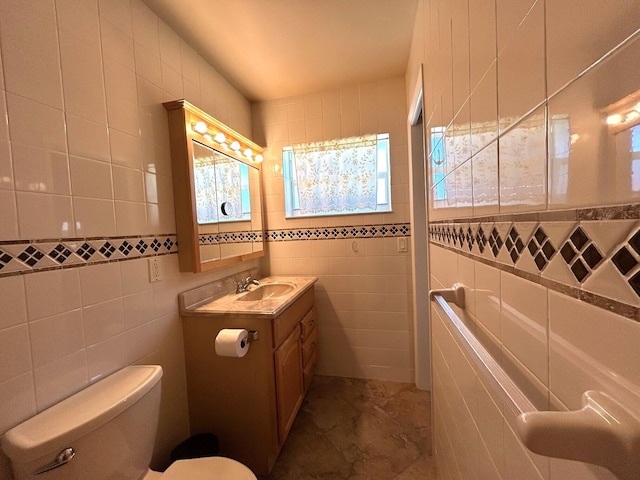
[431,289,640,480]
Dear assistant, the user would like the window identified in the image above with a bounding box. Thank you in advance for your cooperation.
[630,125,640,192]
[430,126,447,201]
[282,134,391,218]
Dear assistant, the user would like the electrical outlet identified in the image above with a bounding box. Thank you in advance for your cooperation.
[148,258,161,283]
[397,237,408,253]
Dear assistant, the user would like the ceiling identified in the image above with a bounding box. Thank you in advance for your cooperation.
[143,0,419,102]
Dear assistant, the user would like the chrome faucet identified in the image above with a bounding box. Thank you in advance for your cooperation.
[236,276,260,294]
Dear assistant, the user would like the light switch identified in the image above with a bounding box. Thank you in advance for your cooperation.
[397,237,408,253]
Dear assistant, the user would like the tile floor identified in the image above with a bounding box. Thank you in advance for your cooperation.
[262,375,437,480]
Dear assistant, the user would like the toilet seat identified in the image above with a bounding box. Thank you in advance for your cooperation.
[160,457,257,480]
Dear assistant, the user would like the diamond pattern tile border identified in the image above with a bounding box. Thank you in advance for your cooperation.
[612,230,640,297]
[199,230,265,245]
[429,205,640,320]
[265,223,410,242]
[0,234,178,277]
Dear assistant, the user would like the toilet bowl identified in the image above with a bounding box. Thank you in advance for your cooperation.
[1,365,257,480]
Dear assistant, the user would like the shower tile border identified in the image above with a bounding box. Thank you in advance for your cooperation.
[429,203,640,322]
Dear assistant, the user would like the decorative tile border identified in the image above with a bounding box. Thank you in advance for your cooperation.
[429,203,640,321]
[0,234,178,277]
[265,223,410,241]
[199,230,263,245]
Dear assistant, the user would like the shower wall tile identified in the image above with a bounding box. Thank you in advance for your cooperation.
[475,261,501,339]
[548,36,640,209]
[0,93,8,142]
[451,0,470,114]
[496,0,545,132]
[546,0,640,95]
[499,108,547,212]
[473,144,500,215]
[415,0,640,475]
[469,63,498,152]
[549,291,640,411]
[501,272,548,385]
[469,0,497,90]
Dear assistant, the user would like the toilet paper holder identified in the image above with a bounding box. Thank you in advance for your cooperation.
[246,330,259,343]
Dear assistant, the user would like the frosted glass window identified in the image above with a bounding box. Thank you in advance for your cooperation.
[282,134,391,218]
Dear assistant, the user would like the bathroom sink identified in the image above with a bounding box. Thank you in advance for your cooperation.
[181,276,317,317]
[236,283,296,301]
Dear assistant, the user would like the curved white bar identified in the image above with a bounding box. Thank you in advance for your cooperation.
[432,291,640,480]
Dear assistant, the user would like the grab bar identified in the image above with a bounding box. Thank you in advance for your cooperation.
[429,283,465,309]
[430,287,640,480]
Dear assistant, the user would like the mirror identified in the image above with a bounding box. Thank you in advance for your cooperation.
[164,100,264,272]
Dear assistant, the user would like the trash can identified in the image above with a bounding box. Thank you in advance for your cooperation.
[170,433,220,462]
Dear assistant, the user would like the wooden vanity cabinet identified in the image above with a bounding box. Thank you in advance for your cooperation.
[181,286,317,476]
[274,324,303,443]
[301,309,318,391]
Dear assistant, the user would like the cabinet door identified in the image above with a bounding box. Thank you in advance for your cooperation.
[274,325,303,443]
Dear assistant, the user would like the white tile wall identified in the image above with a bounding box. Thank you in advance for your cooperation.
[409,0,640,478]
[0,0,258,475]
[253,77,414,382]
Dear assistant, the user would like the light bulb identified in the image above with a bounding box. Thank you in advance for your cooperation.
[255,154,263,163]
[230,141,241,151]
[626,111,640,122]
[606,113,623,126]
[214,132,226,143]
[244,148,253,158]
[194,121,207,134]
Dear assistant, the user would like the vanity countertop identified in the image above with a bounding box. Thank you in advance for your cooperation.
[179,276,317,319]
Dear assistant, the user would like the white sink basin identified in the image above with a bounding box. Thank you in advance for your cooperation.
[236,283,296,301]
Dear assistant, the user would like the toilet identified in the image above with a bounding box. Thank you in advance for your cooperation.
[1,365,256,480]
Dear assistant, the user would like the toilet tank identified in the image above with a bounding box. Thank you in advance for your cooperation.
[1,365,163,480]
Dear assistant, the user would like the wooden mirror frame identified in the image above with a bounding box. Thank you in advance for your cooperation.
[164,99,265,273]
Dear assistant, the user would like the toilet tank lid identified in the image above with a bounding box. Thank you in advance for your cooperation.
[2,365,163,464]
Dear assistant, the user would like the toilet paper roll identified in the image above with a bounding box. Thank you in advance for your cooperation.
[215,329,250,357]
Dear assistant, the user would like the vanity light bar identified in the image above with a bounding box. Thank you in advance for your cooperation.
[604,97,640,129]
[166,99,264,164]
[189,121,263,162]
